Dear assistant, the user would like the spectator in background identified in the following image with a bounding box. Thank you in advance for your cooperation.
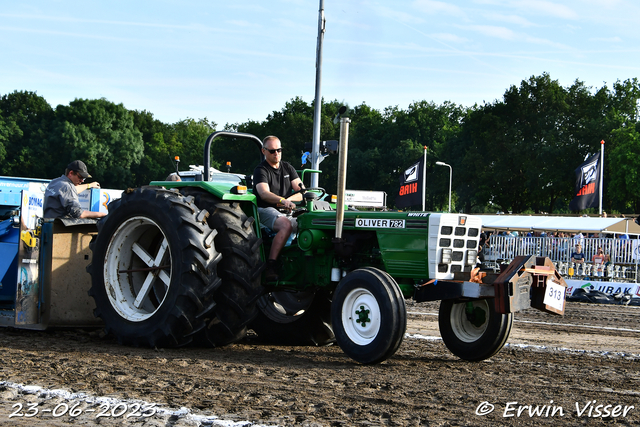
[592,247,606,277]
[165,173,181,181]
[571,244,585,265]
[478,231,488,264]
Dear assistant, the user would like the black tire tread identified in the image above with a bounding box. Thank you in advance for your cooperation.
[179,188,264,346]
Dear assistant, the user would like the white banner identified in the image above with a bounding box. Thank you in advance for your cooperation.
[565,279,640,298]
[344,190,386,208]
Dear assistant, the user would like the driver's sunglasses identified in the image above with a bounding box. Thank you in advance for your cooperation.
[265,148,283,154]
[74,171,85,182]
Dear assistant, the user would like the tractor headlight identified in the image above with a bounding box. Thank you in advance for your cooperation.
[441,248,452,264]
[466,249,478,265]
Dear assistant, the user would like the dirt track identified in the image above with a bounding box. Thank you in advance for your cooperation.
[1,301,639,426]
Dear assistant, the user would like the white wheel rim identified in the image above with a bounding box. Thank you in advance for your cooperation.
[450,300,489,343]
[103,216,172,322]
[341,287,381,345]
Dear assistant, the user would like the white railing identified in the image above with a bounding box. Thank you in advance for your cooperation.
[483,235,640,283]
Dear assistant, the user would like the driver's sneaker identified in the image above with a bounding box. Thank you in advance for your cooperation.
[265,259,279,281]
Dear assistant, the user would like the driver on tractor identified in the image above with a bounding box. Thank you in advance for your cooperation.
[253,136,305,281]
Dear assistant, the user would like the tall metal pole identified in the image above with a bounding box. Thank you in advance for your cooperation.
[599,139,604,215]
[447,165,452,213]
[421,146,427,211]
[436,161,452,213]
[310,0,325,188]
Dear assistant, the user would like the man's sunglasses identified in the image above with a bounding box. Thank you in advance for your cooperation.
[265,148,283,154]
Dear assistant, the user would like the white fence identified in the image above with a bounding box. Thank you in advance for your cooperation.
[483,235,640,283]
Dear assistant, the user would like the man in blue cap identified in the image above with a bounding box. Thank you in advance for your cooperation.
[43,160,107,219]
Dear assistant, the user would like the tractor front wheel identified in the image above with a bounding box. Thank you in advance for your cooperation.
[331,268,406,364]
[438,298,513,361]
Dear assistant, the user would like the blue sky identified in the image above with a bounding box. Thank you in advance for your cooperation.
[2,0,639,128]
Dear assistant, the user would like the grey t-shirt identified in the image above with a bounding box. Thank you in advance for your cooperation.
[43,174,83,218]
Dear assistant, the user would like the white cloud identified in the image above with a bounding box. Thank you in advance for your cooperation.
[589,36,623,43]
[431,33,469,44]
[272,18,314,33]
[522,35,572,50]
[412,0,466,17]
[369,4,424,25]
[226,20,253,28]
[512,1,578,20]
[466,25,517,40]
[483,13,537,27]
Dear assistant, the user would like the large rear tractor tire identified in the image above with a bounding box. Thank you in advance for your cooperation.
[331,268,406,364]
[179,189,264,346]
[438,298,513,361]
[88,187,218,347]
[250,290,335,346]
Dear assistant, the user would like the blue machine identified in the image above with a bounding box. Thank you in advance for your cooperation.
[0,177,49,311]
[0,176,112,329]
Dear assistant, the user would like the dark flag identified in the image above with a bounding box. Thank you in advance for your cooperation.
[569,153,601,211]
[396,157,424,208]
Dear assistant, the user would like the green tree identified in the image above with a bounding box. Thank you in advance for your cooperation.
[0,91,54,178]
[604,79,640,212]
[453,73,619,214]
[347,101,466,209]
[608,126,640,212]
[48,98,144,188]
[230,98,344,189]
[172,118,217,172]
[0,112,13,165]
[130,110,176,186]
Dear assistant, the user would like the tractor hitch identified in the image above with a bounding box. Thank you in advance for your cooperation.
[414,256,567,315]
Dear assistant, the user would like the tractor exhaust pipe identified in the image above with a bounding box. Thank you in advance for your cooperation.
[334,117,350,241]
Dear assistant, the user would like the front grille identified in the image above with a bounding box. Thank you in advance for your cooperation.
[436,216,481,278]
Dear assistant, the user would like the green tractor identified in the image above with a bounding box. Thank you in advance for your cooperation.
[88,129,566,364]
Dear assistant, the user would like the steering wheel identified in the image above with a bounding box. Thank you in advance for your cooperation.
[290,186,326,200]
[288,187,327,217]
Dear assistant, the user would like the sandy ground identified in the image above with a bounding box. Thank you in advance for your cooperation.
[1,300,639,426]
